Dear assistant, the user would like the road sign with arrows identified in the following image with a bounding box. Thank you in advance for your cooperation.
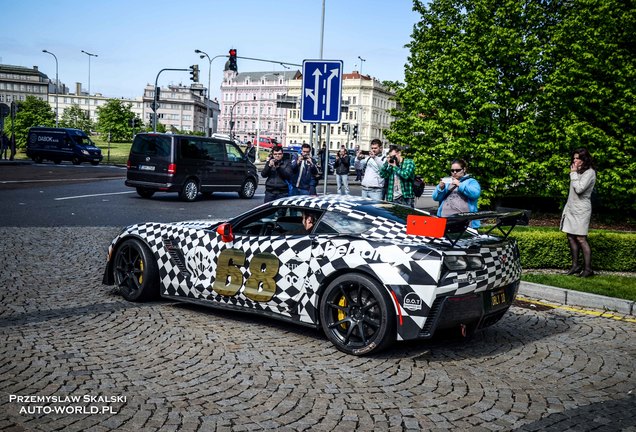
[301,60,343,124]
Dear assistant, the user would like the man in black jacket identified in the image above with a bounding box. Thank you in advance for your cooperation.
[261,146,292,202]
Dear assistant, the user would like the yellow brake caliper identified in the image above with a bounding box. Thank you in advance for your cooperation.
[338,296,348,329]
[138,259,144,284]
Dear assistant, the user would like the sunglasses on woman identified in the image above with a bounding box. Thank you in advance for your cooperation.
[450,168,463,173]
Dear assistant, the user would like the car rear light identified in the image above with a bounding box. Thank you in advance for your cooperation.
[167,163,176,175]
[126,160,131,169]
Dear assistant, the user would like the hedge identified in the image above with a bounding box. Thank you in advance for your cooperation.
[510,230,636,271]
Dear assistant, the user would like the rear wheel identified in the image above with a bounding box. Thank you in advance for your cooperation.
[90,161,99,166]
[239,178,256,199]
[53,159,61,165]
[179,179,199,202]
[136,187,155,199]
[113,239,159,302]
[72,157,81,165]
[320,274,395,355]
[33,156,43,164]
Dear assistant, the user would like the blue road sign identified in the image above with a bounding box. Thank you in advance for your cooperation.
[301,60,343,124]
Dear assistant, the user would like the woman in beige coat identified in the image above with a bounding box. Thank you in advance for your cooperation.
[560,148,596,277]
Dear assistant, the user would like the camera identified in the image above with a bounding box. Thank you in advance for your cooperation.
[388,156,397,164]
[302,154,310,160]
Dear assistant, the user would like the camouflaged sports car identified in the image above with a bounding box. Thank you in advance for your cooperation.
[103,195,526,355]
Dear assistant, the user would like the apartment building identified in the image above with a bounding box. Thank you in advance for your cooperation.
[286,72,396,151]
[142,83,220,134]
[218,69,302,145]
[0,64,49,105]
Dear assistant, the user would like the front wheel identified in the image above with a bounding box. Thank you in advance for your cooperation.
[179,179,199,202]
[90,161,99,166]
[113,238,159,302]
[239,178,256,199]
[72,157,81,165]
[319,274,395,355]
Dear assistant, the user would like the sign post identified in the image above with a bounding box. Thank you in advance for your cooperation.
[300,60,343,194]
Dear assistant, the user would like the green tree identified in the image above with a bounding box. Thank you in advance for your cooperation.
[59,104,92,134]
[2,96,55,149]
[95,99,137,142]
[387,0,635,212]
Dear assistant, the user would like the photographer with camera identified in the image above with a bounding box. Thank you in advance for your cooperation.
[261,146,292,202]
[380,145,416,207]
[360,139,385,200]
[290,143,319,195]
[334,147,351,195]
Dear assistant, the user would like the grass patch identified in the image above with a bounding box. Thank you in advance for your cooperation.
[92,138,131,165]
[522,272,636,301]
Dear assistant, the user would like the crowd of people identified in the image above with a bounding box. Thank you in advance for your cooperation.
[259,139,597,276]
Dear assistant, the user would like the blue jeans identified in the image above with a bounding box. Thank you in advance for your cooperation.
[336,174,350,195]
[362,187,383,200]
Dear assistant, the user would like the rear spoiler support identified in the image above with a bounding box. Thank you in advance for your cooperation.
[445,210,529,247]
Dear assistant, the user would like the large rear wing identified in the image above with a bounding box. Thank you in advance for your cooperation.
[407,210,529,247]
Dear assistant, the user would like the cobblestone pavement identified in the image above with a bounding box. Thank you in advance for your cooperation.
[1,228,634,432]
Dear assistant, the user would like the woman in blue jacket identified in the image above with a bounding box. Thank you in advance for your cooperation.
[432,158,482,228]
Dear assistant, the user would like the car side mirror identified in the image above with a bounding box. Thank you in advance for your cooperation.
[216,223,234,243]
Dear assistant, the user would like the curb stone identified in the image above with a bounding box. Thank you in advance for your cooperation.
[519,281,635,316]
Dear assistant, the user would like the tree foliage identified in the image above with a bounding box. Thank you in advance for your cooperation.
[95,99,140,142]
[386,0,635,211]
[59,104,92,134]
[2,96,55,149]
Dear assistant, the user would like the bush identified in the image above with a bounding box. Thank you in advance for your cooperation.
[510,230,636,271]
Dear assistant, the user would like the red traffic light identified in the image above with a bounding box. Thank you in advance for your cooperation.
[229,49,237,56]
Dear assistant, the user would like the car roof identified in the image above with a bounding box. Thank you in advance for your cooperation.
[272,194,383,212]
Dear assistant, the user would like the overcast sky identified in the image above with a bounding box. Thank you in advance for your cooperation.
[1,0,419,100]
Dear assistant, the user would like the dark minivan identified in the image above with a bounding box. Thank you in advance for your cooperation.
[26,127,103,165]
[126,133,258,201]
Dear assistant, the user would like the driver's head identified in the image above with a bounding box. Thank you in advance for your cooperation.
[302,211,316,232]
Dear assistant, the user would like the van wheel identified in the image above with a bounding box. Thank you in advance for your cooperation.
[136,188,155,199]
[239,178,256,199]
[33,156,43,164]
[90,161,99,166]
[53,159,61,165]
[72,157,81,165]
[179,179,199,202]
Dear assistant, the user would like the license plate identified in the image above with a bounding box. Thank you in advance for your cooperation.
[489,289,507,308]
[139,165,155,171]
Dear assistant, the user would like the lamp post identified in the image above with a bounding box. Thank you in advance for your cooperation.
[357,56,366,76]
[357,56,366,148]
[194,49,212,137]
[81,50,98,125]
[42,50,59,127]
[256,72,280,157]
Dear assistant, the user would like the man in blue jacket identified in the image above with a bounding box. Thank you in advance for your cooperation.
[290,143,319,195]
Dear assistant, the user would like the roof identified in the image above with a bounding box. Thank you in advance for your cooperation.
[232,70,302,82]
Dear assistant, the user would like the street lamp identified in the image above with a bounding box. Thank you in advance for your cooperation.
[81,50,98,125]
[194,49,213,137]
[42,49,59,127]
[357,56,366,76]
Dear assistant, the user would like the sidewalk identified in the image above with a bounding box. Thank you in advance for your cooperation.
[519,281,635,316]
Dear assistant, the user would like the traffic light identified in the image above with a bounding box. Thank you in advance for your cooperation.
[352,124,358,140]
[189,65,199,82]
[229,49,237,72]
[155,86,161,100]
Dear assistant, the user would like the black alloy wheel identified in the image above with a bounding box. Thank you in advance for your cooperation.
[113,238,159,302]
[320,274,395,355]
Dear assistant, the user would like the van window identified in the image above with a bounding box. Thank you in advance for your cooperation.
[131,135,171,157]
[226,143,244,161]
[180,138,224,161]
[200,140,225,160]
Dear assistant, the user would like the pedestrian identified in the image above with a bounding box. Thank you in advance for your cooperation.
[561,147,597,277]
[334,147,350,195]
[354,147,364,182]
[245,140,255,162]
[0,133,8,160]
[360,139,385,200]
[290,143,319,195]
[432,158,482,228]
[380,145,416,207]
[261,146,292,203]
[318,145,328,172]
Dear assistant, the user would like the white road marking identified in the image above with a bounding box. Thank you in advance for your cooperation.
[55,191,135,200]
[0,177,125,184]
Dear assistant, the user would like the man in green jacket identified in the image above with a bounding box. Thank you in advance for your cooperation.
[380,145,416,207]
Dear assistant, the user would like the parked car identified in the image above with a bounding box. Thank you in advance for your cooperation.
[26,127,102,165]
[125,133,258,201]
[103,195,526,355]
